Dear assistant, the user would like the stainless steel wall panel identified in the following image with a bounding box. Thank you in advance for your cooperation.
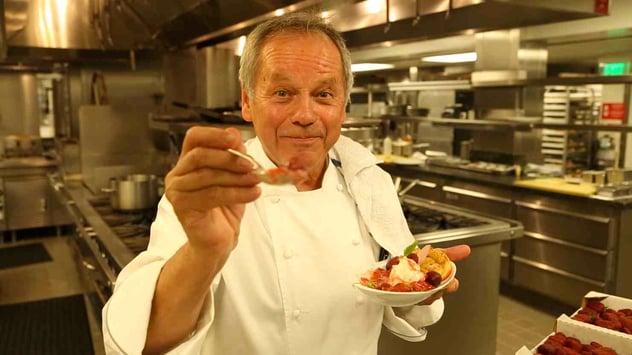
[0,73,39,138]
[442,182,514,219]
[516,193,613,218]
[163,48,198,106]
[513,258,604,306]
[5,176,54,230]
[514,234,607,282]
[501,254,510,281]
[199,47,240,108]
[616,209,632,298]
[78,105,170,192]
[516,203,610,249]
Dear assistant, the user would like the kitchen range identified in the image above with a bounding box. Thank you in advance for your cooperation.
[49,173,154,320]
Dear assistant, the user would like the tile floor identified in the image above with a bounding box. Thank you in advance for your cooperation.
[495,295,557,355]
[2,232,565,355]
[0,232,105,355]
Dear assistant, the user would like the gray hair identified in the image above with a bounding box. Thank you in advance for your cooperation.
[239,11,353,102]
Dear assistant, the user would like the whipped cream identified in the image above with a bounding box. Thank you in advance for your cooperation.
[389,257,424,285]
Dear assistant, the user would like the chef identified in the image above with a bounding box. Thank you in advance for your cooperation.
[102,11,470,355]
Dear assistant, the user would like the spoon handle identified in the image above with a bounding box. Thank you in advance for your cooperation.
[227,148,263,171]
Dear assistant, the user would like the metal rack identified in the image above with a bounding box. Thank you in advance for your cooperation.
[541,86,601,172]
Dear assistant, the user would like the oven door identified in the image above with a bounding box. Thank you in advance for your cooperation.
[68,230,113,325]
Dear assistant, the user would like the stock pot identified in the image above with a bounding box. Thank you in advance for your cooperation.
[102,174,163,211]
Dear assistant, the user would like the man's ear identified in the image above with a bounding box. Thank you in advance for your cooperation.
[241,82,253,123]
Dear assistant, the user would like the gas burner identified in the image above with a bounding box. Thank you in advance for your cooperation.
[88,196,156,255]
[403,204,487,234]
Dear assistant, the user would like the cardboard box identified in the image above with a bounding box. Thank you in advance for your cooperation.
[569,291,632,341]
[515,314,632,355]
[515,333,552,355]
[558,314,632,354]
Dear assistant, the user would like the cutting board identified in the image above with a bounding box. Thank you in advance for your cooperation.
[514,178,597,197]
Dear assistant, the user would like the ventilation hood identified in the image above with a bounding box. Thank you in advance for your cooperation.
[1,0,607,62]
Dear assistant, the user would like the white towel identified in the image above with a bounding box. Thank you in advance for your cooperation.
[331,135,415,257]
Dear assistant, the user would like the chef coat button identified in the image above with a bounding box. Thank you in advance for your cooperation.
[336,184,344,192]
[271,197,281,204]
[292,309,301,319]
[284,250,293,259]
[352,239,360,246]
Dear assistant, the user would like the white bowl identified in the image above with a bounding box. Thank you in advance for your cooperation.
[353,261,457,307]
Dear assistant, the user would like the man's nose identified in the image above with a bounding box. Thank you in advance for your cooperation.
[290,94,318,126]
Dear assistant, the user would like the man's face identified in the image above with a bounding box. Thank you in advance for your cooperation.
[241,32,347,175]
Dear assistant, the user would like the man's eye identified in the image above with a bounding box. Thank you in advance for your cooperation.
[275,90,289,97]
[318,91,333,98]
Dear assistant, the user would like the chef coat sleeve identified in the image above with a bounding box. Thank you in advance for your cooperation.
[102,195,219,354]
[382,298,445,342]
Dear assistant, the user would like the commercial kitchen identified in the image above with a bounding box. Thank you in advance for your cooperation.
[1,1,631,354]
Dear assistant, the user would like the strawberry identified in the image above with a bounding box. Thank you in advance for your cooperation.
[386,257,400,270]
[586,301,605,313]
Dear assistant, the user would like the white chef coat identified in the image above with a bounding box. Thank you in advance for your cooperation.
[103,138,444,355]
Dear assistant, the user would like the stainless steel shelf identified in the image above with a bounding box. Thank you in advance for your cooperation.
[387,80,472,91]
[399,117,632,133]
[473,75,632,88]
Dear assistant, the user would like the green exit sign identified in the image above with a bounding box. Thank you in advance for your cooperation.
[602,62,630,76]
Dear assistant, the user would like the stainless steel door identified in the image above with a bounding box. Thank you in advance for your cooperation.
[5,176,53,230]
[0,178,6,231]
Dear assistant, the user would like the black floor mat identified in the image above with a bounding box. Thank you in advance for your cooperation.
[0,243,52,269]
[0,294,94,355]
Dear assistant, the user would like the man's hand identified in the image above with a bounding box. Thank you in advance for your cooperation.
[165,126,261,260]
[419,244,471,305]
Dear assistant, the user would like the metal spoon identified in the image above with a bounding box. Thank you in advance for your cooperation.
[227,148,292,185]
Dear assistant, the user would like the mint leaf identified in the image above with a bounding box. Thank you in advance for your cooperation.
[403,240,418,256]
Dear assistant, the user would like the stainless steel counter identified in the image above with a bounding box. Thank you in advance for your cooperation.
[382,164,632,307]
[383,163,632,206]
[49,174,135,296]
[379,196,521,355]
[0,157,59,176]
[0,157,69,234]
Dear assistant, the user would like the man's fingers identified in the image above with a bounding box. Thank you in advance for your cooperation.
[168,168,260,192]
[169,147,255,177]
[419,291,443,305]
[445,278,460,293]
[166,185,261,210]
[444,245,471,262]
[180,126,242,156]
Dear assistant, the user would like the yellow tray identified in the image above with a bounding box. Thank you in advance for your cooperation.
[513,178,597,197]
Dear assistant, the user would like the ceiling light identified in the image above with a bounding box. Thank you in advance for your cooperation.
[366,0,383,14]
[274,9,285,16]
[421,52,477,63]
[351,63,395,72]
[236,36,247,56]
